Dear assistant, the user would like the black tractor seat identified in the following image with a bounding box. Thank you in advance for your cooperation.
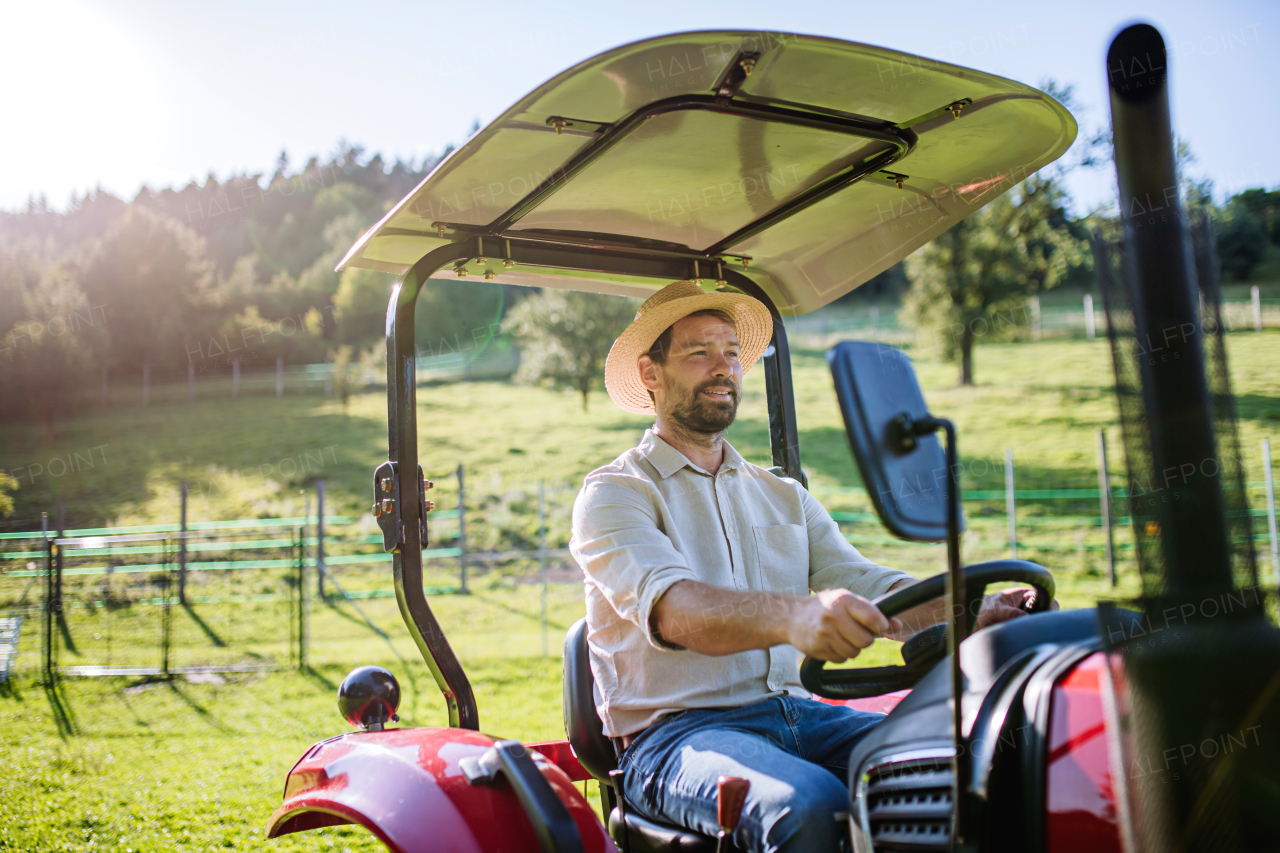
[563,617,741,853]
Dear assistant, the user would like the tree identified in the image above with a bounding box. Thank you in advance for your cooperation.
[1232,188,1280,244]
[0,469,15,517]
[79,206,213,378]
[903,174,1086,385]
[333,266,395,346]
[1,263,109,429]
[504,289,638,411]
[1216,203,1269,281]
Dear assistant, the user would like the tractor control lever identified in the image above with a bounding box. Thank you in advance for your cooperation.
[716,776,750,852]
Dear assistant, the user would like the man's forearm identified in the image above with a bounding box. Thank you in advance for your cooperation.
[650,579,804,655]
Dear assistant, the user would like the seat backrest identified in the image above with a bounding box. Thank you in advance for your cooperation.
[562,617,618,782]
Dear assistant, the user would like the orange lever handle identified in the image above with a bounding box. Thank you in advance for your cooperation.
[716,775,751,832]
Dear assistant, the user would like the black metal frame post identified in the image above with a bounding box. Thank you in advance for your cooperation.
[938,420,972,852]
[379,237,807,730]
[179,483,188,606]
[41,512,52,685]
[316,480,326,599]
[297,524,308,672]
[1107,24,1232,594]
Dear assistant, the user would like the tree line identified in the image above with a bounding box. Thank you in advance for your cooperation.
[0,144,507,428]
[2,106,1277,436]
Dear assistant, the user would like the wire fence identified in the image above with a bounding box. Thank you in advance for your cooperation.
[784,290,1280,344]
[3,439,1278,684]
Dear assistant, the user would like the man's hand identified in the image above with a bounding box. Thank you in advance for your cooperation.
[974,586,1059,631]
[788,589,903,663]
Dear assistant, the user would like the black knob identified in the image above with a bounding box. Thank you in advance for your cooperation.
[337,665,401,731]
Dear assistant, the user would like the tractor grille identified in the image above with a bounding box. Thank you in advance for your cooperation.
[858,755,953,852]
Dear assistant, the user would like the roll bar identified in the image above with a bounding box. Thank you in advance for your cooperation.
[380,236,805,728]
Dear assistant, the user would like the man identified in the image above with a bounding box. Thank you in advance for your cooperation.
[570,281,1039,853]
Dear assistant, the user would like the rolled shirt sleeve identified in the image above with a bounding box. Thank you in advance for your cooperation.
[570,472,698,650]
[801,487,914,599]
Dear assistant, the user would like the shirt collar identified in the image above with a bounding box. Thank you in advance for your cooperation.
[638,428,745,479]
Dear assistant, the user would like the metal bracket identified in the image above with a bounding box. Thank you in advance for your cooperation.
[372,461,432,553]
[714,52,759,102]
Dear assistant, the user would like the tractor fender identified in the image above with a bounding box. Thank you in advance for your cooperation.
[267,726,614,853]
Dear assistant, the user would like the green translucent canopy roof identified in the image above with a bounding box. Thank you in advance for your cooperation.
[338,30,1076,315]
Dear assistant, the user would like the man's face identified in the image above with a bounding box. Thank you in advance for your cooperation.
[643,313,743,434]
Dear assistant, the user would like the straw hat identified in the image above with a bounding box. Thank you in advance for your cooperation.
[604,281,774,415]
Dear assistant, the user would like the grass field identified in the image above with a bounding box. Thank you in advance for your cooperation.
[2,330,1279,851]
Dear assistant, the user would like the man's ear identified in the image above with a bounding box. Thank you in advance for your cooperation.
[638,354,662,396]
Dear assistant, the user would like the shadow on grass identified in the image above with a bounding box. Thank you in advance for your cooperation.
[44,679,79,739]
[57,614,79,656]
[165,680,231,732]
[472,592,572,634]
[181,603,227,648]
[302,667,338,692]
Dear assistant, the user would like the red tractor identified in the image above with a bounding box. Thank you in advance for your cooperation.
[266,24,1280,853]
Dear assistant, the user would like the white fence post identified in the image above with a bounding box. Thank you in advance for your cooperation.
[1031,296,1042,341]
[1097,430,1116,586]
[1006,448,1017,559]
[1254,285,1263,332]
[539,481,548,658]
[1084,294,1096,339]
[276,356,284,397]
[232,358,240,398]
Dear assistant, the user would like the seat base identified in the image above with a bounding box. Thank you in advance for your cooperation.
[608,807,739,853]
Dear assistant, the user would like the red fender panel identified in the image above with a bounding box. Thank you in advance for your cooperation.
[267,727,615,853]
[1045,651,1122,853]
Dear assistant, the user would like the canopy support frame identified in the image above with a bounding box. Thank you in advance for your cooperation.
[383,237,804,727]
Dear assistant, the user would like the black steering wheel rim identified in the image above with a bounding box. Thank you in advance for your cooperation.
[799,560,1055,699]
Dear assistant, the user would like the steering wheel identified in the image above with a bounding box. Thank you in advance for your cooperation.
[799,560,1055,700]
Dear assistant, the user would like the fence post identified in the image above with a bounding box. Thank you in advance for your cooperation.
[55,500,65,623]
[143,364,150,406]
[316,480,326,599]
[870,307,879,329]
[1084,294,1096,339]
[232,358,240,398]
[297,523,308,671]
[324,353,332,398]
[188,363,195,400]
[1254,285,1263,332]
[276,356,284,397]
[457,464,468,594]
[41,512,51,685]
[179,483,188,606]
[161,536,172,677]
[1264,439,1279,615]
[1031,296,1042,341]
[1005,449,1017,559]
[539,480,548,658]
[1097,430,1116,586]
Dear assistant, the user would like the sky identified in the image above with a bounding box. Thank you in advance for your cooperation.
[2,0,1276,215]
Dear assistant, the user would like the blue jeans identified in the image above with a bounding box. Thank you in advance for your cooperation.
[617,696,883,853]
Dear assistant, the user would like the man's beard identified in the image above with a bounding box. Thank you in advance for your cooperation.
[665,376,740,435]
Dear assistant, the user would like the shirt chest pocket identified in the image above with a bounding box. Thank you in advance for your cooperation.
[751,523,809,594]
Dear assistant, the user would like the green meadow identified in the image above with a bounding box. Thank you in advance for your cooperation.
[2,331,1279,851]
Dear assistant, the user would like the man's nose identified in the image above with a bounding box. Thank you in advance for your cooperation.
[710,350,736,377]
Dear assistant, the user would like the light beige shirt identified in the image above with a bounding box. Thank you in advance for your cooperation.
[570,428,913,737]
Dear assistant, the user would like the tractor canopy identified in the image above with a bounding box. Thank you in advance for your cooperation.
[338,30,1076,314]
